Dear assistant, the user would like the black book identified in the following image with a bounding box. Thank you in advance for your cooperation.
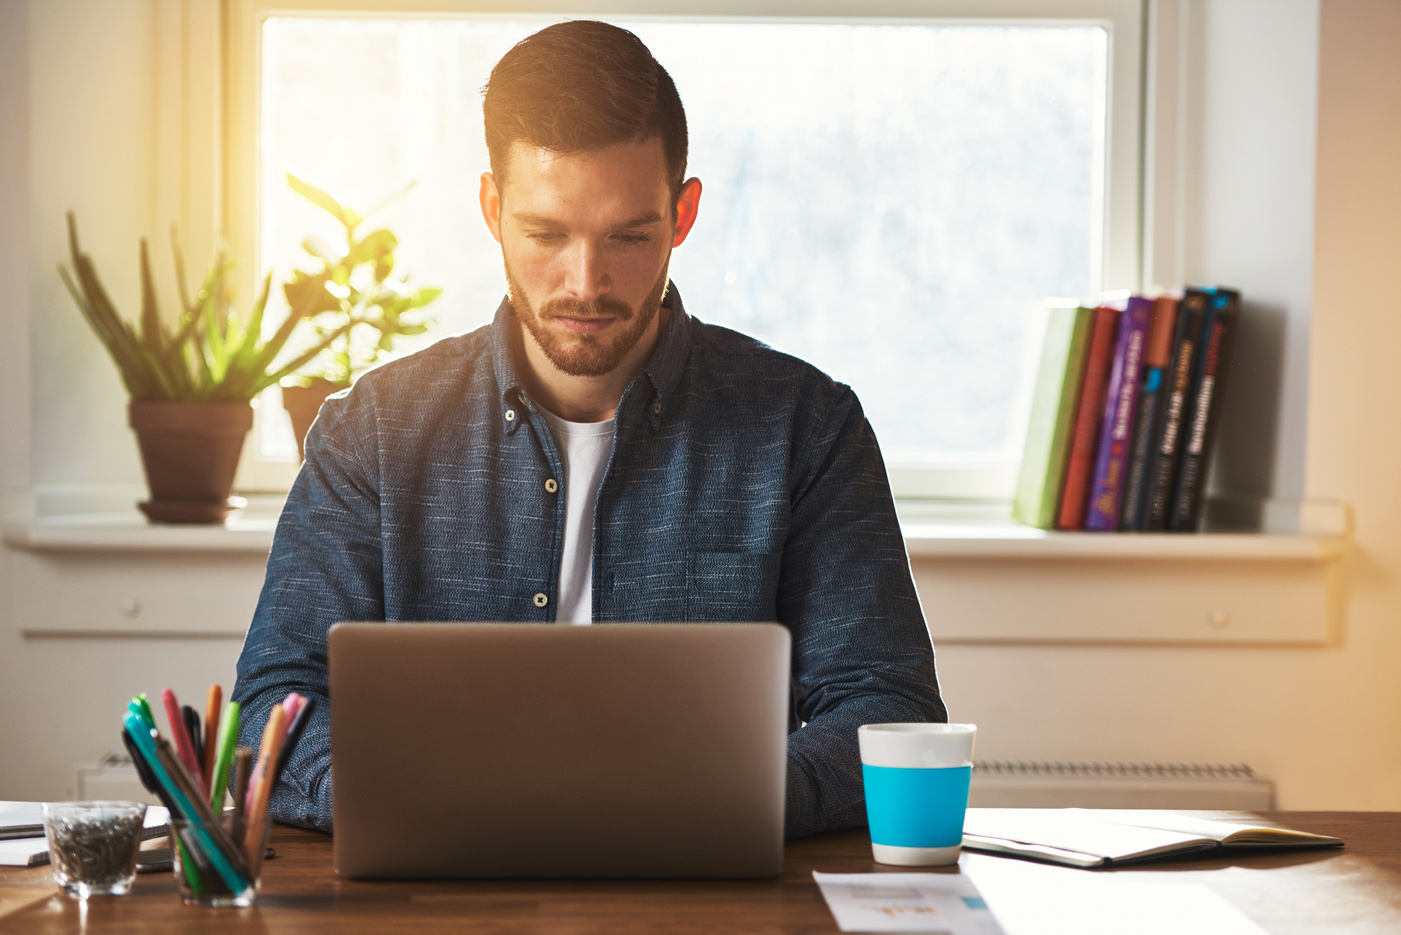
[1139,290,1209,529]
[1119,296,1178,529]
[1167,288,1241,531]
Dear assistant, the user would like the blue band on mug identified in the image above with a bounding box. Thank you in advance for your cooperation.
[862,764,972,848]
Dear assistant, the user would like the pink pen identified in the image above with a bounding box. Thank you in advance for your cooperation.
[161,688,204,785]
[245,693,302,813]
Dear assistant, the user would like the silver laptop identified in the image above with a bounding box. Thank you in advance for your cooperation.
[329,622,790,879]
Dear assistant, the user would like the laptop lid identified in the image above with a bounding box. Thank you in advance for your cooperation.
[330,622,790,879]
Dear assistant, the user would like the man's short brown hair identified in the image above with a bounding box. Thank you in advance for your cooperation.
[483,20,688,201]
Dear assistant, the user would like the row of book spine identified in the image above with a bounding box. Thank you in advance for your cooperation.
[1012,286,1240,532]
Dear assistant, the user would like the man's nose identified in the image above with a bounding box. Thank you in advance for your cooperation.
[564,240,611,302]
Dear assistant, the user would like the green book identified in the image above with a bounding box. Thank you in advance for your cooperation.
[1012,304,1095,528]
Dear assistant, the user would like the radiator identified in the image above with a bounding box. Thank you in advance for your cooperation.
[968,761,1275,810]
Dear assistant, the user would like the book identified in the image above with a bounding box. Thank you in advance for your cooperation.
[1011,303,1095,529]
[1055,303,1121,530]
[962,808,1343,869]
[1118,294,1179,529]
[1167,288,1241,531]
[0,802,169,867]
[1085,296,1152,530]
[1139,289,1210,530]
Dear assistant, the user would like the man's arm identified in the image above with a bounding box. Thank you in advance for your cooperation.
[780,388,947,840]
[231,392,384,832]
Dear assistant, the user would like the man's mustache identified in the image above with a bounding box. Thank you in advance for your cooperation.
[541,296,634,321]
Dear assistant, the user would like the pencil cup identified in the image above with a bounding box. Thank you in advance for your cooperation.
[42,802,147,898]
[168,814,267,907]
[859,723,976,866]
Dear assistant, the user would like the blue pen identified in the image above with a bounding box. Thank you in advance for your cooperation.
[122,712,249,894]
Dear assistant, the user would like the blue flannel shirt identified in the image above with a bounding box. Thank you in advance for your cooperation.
[233,286,947,840]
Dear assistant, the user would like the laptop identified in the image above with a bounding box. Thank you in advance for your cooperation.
[329,622,790,879]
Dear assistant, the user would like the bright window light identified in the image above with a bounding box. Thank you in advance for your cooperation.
[259,17,1107,475]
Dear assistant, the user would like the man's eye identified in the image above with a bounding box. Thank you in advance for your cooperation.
[615,233,651,246]
[527,231,563,243]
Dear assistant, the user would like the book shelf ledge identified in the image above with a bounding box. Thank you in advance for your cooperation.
[897,497,1348,563]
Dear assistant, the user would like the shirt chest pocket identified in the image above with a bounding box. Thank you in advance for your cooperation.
[684,550,782,622]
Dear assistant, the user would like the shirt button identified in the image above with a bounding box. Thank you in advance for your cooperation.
[653,401,662,415]
[544,478,559,494]
[533,593,549,608]
[505,409,516,422]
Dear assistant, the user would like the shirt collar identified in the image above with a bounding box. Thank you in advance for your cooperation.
[490,283,691,428]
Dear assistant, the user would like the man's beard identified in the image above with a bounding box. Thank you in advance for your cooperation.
[505,260,670,378]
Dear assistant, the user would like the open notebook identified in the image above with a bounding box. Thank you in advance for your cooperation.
[962,808,1343,868]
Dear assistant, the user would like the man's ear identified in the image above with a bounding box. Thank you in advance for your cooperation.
[480,172,503,244]
[672,177,703,248]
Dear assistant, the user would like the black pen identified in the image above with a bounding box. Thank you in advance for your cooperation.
[183,705,203,768]
[0,824,44,841]
[274,696,316,780]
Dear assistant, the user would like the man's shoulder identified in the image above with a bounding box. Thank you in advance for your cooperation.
[308,326,495,447]
[353,326,493,398]
[684,317,853,408]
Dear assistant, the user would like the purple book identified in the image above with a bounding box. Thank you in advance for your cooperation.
[1085,296,1152,530]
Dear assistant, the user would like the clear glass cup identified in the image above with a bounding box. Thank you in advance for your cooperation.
[168,814,266,908]
[41,801,147,898]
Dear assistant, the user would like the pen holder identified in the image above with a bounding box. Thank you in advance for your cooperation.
[168,814,268,907]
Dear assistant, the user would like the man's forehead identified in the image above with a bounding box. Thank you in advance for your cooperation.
[497,138,671,209]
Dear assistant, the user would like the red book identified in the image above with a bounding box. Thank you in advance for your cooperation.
[1055,303,1122,529]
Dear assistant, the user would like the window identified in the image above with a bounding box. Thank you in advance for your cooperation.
[228,1,1143,497]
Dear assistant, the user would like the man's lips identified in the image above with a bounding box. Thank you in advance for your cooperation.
[552,316,618,335]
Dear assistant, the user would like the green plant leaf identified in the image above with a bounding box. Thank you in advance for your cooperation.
[139,238,163,358]
[288,172,361,233]
[343,228,397,269]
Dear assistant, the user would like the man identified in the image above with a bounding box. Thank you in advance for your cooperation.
[234,20,946,840]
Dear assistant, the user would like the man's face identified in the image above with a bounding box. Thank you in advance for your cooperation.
[480,139,699,378]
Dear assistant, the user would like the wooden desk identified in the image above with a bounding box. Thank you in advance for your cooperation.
[1,812,1397,933]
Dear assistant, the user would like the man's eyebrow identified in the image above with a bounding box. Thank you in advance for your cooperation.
[610,211,664,230]
[510,211,665,230]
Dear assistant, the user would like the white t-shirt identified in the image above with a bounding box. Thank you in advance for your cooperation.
[540,408,616,624]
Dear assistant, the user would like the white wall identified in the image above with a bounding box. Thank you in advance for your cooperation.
[0,0,33,497]
[5,0,1401,812]
[1191,0,1319,504]
[0,0,245,801]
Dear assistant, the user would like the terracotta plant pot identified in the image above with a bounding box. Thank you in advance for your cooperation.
[128,401,254,524]
[281,379,344,461]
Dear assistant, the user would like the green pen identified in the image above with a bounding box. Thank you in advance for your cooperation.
[134,693,157,729]
[129,696,155,730]
[209,701,241,812]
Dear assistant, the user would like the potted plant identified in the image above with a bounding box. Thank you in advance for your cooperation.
[279,174,442,458]
[60,212,355,523]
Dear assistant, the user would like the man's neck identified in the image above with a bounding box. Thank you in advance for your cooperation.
[513,309,669,423]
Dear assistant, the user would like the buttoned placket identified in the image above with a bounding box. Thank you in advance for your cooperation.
[504,389,568,620]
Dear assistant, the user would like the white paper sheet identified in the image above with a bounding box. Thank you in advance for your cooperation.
[813,872,1007,934]
[962,859,1271,935]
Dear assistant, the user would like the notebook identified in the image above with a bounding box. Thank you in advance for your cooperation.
[962,808,1343,868]
[330,622,791,879]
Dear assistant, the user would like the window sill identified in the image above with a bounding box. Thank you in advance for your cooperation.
[2,495,283,554]
[896,500,1347,563]
[3,495,1349,562]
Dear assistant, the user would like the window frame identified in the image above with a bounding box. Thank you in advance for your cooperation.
[224,0,1145,496]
